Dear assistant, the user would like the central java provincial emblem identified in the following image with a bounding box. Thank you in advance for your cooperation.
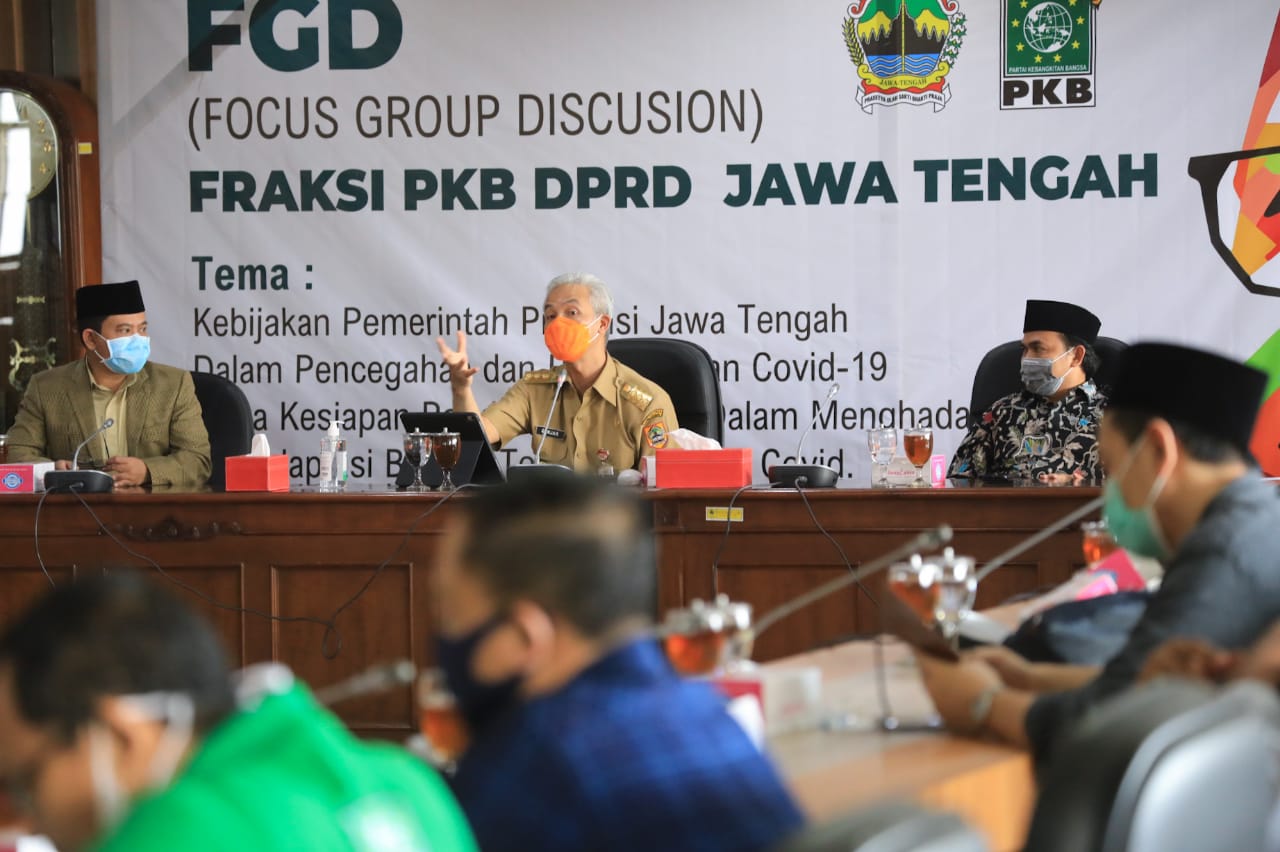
[843,0,967,113]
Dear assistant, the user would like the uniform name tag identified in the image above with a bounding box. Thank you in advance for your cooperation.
[535,427,566,440]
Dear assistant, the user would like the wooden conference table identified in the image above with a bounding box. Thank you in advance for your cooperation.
[769,632,1034,851]
[0,483,1097,737]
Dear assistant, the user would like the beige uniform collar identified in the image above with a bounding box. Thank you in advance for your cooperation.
[588,355,621,409]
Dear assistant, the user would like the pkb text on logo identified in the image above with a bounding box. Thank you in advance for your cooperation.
[1000,0,1096,109]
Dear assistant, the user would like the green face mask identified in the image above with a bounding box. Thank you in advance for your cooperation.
[1102,436,1171,562]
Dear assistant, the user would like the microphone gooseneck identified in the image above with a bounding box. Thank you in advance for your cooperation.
[45,419,119,493]
[741,524,953,649]
[72,417,115,470]
[974,495,1105,582]
[534,368,569,464]
[314,659,417,707]
[792,382,840,460]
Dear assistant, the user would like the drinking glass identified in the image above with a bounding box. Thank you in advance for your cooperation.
[903,428,933,487]
[402,430,433,492]
[661,595,751,677]
[928,552,978,645]
[887,555,931,622]
[417,668,468,772]
[866,428,897,487]
[1081,519,1119,565]
[887,550,976,646]
[432,430,461,492]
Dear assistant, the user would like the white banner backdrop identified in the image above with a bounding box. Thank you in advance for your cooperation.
[95,0,1280,484]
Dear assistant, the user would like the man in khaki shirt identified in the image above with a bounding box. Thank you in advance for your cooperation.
[436,273,678,473]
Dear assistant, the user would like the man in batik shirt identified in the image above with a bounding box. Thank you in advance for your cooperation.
[949,299,1107,483]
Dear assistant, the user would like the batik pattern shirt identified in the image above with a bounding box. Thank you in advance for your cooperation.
[948,382,1107,481]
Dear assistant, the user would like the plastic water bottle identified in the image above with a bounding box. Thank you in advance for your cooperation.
[318,420,347,491]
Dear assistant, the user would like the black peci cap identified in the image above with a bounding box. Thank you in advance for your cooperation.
[76,281,145,318]
[1108,342,1267,452]
[1023,300,1102,343]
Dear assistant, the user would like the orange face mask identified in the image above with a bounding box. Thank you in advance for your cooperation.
[544,316,600,362]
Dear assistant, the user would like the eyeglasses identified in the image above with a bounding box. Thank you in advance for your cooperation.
[1187,145,1280,299]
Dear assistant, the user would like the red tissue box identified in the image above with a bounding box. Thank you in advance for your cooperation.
[654,448,752,489]
[225,455,290,492]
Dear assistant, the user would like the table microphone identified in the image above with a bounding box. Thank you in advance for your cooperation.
[730,523,953,660]
[314,659,417,707]
[768,382,840,488]
[44,418,116,493]
[508,368,574,482]
[534,368,568,464]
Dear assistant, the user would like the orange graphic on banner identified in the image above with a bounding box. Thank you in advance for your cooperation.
[1244,13,1280,475]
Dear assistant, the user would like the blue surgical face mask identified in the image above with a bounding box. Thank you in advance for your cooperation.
[94,331,150,375]
[1102,436,1171,562]
[1020,348,1072,397]
[433,613,522,736]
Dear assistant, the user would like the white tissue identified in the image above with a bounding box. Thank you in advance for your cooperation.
[667,428,721,450]
[250,432,271,456]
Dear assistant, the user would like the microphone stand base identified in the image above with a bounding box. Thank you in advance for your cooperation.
[878,713,945,733]
[505,463,575,484]
[768,465,839,489]
[44,470,114,494]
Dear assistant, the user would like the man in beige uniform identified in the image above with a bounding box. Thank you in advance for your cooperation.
[436,273,678,473]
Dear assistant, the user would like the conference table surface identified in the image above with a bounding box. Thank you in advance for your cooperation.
[0,483,1082,849]
[0,481,1099,738]
[766,625,1034,851]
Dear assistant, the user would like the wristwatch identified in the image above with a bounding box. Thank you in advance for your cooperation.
[969,685,1003,733]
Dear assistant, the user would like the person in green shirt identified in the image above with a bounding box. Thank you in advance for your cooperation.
[0,574,476,852]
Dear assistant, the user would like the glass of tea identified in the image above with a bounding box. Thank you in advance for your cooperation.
[902,428,933,487]
[1081,519,1119,565]
[887,554,932,623]
[402,430,433,492]
[661,595,752,676]
[431,429,462,491]
[866,428,897,487]
[417,668,468,772]
[888,549,977,646]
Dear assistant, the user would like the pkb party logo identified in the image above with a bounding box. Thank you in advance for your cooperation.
[1000,0,1096,109]
[842,1,967,113]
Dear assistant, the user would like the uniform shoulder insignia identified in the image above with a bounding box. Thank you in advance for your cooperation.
[521,368,559,383]
[620,382,654,410]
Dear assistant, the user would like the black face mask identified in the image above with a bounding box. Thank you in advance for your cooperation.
[433,612,523,736]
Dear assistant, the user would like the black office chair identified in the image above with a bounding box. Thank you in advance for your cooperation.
[1024,679,1280,852]
[190,371,254,491]
[967,336,1127,424]
[775,800,988,852]
[606,337,725,445]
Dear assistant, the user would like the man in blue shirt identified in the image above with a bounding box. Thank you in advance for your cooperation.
[433,476,804,852]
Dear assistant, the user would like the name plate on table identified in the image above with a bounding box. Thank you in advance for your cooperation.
[0,463,55,493]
